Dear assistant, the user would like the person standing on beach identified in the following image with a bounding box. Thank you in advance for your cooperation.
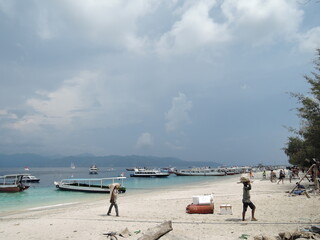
[270,170,275,182]
[107,184,119,217]
[262,170,266,180]
[288,168,293,183]
[242,180,257,221]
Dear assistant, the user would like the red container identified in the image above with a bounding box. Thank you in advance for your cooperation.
[186,204,214,214]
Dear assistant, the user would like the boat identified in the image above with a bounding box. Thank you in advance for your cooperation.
[89,165,98,174]
[173,167,226,176]
[130,168,170,177]
[22,174,40,183]
[0,174,30,192]
[70,163,76,169]
[126,168,135,171]
[54,177,126,193]
[215,168,238,175]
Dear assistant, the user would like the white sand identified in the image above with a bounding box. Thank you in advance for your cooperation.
[0,172,319,240]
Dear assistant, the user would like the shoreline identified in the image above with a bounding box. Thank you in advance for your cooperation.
[0,172,319,239]
[0,173,231,217]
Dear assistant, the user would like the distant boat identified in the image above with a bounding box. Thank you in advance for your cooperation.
[173,167,226,176]
[70,163,76,169]
[89,165,98,174]
[54,177,126,193]
[22,174,40,183]
[0,174,30,192]
[130,168,170,178]
[24,167,30,171]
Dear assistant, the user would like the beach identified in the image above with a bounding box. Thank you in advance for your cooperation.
[0,172,319,240]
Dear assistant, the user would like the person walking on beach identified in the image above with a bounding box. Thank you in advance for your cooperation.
[107,183,120,217]
[277,169,285,184]
[242,179,257,221]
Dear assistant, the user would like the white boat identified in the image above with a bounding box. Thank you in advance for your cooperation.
[130,168,170,177]
[0,174,30,192]
[89,165,98,174]
[22,174,40,183]
[173,168,226,176]
[54,177,126,193]
[70,163,76,169]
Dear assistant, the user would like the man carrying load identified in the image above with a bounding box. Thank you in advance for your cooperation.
[240,176,257,221]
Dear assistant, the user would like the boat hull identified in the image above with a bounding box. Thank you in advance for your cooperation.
[130,173,170,177]
[22,179,40,183]
[174,172,225,176]
[0,185,30,192]
[55,184,126,193]
[54,177,126,194]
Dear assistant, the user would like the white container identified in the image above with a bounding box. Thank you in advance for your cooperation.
[220,204,232,215]
[192,194,214,205]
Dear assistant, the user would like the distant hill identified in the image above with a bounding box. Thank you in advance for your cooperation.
[0,153,221,168]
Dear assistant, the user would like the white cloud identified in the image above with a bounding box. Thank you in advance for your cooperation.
[5,71,99,131]
[298,27,320,53]
[135,132,154,149]
[156,0,230,55]
[0,0,315,56]
[221,0,303,46]
[165,92,192,132]
[3,70,153,133]
[58,0,156,52]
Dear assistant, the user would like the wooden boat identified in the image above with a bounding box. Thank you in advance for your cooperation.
[186,204,214,214]
[0,174,30,192]
[54,177,126,193]
[130,168,170,177]
[174,168,226,176]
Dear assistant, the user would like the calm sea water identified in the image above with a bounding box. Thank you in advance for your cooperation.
[0,167,228,215]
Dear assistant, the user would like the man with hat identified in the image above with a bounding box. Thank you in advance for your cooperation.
[241,178,257,221]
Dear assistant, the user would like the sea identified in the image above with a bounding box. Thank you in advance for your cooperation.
[0,167,229,215]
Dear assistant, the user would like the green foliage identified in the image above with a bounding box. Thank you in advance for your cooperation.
[284,49,320,167]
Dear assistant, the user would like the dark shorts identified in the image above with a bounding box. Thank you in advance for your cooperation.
[243,201,255,212]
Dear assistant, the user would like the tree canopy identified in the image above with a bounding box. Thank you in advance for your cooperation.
[284,49,320,167]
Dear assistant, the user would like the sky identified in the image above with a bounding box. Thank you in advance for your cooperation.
[0,0,320,166]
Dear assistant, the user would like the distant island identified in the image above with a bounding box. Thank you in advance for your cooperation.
[0,153,221,168]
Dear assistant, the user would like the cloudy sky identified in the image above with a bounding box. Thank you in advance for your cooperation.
[0,0,319,166]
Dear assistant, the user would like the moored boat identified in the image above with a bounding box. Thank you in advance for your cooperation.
[0,174,30,192]
[173,167,226,176]
[22,174,40,183]
[70,163,76,169]
[54,177,126,193]
[89,165,98,174]
[130,168,170,177]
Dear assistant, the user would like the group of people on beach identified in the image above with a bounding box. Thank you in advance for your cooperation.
[261,168,297,183]
[106,178,258,221]
[105,166,318,224]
